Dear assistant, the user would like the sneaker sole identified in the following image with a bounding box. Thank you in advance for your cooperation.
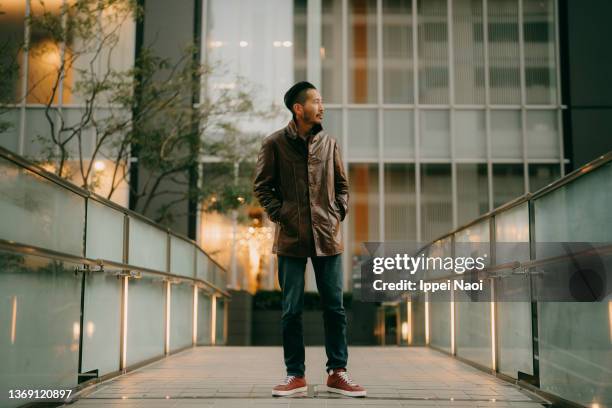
[326,386,367,398]
[272,386,308,397]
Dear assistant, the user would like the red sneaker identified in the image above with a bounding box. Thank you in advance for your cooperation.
[326,368,367,397]
[272,375,307,396]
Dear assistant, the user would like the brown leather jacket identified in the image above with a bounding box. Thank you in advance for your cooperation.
[253,120,349,257]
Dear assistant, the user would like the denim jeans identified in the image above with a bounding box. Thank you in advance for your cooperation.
[277,254,348,377]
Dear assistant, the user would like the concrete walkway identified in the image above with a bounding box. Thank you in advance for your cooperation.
[65,346,548,407]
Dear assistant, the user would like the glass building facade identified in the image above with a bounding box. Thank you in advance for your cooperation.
[204,0,564,291]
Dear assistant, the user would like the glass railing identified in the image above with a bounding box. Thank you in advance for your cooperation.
[412,151,612,407]
[0,146,229,408]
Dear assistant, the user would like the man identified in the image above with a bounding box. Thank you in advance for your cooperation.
[253,81,366,398]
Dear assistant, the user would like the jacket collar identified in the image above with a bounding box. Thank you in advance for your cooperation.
[285,120,323,141]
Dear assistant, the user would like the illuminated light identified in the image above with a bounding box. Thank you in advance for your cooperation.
[73,322,80,341]
[248,227,254,234]
[490,398,496,402]
[165,395,170,399]
[609,301,612,344]
[209,40,223,48]
[592,403,601,408]
[40,163,56,173]
[401,322,409,341]
[211,295,217,345]
[193,286,198,346]
[121,277,129,370]
[425,294,430,345]
[491,298,496,371]
[407,300,412,345]
[239,40,248,47]
[165,281,171,354]
[122,396,127,400]
[237,196,245,204]
[86,321,95,338]
[10,296,17,344]
[273,41,282,47]
[320,47,326,58]
[450,292,455,355]
[282,41,293,47]
[93,160,106,172]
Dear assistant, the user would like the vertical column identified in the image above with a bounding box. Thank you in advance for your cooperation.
[412,0,421,241]
[211,294,217,345]
[307,0,322,86]
[119,214,130,371]
[483,0,494,211]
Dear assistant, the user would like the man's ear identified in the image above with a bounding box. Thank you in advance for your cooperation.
[292,103,303,118]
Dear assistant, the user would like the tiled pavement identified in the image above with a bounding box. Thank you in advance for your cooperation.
[64,347,549,408]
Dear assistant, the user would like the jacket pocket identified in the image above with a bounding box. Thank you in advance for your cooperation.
[279,202,298,237]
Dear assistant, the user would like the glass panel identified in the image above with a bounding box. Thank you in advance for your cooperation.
[23,108,56,158]
[347,109,377,159]
[348,163,379,281]
[419,110,450,158]
[417,0,449,104]
[384,163,416,241]
[455,285,492,368]
[495,202,532,379]
[0,251,81,408]
[0,0,26,103]
[383,109,414,159]
[534,162,612,243]
[456,163,489,226]
[321,0,343,103]
[196,250,210,283]
[453,0,485,104]
[81,271,121,377]
[170,236,194,278]
[523,0,557,105]
[487,0,521,104]
[323,108,343,151]
[429,293,452,353]
[0,157,85,256]
[455,110,486,159]
[197,291,212,345]
[491,110,522,159]
[293,0,307,82]
[126,274,165,366]
[526,110,559,159]
[492,163,524,208]
[420,163,452,241]
[348,0,377,104]
[382,0,414,104]
[129,217,167,271]
[170,282,193,351]
[0,108,21,153]
[86,199,124,263]
[528,163,560,192]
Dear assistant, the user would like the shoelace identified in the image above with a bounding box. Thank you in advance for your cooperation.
[337,371,358,386]
[281,375,297,385]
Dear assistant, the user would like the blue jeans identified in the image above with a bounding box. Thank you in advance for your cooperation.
[277,254,348,377]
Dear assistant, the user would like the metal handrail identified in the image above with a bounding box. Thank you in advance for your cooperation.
[0,145,229,296]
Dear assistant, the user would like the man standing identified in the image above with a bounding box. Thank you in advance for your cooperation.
[253,82,366,397]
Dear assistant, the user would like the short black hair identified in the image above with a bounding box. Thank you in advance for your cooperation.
[284,81,317,115]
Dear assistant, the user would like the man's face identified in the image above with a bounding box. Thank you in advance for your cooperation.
[294,89,324,126]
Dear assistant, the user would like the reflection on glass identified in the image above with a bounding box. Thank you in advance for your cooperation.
[384,163,416,241]
[0,109,21,152]
[323,108,343,150]
[526,110,559,159]
[523,0,557,104]
[417,0,449,104]
[420,163,452,241]
[348,0,378,103]
[453,0,485,104]
[528,163,560,192]
[383,109,414,158]
[457,163,489,226]
[382,0,413,104]
[492,163,524,208]
[491,110,522,159]
[488,0,521,104]
[419,110,450,158]
[322,0,343,103]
